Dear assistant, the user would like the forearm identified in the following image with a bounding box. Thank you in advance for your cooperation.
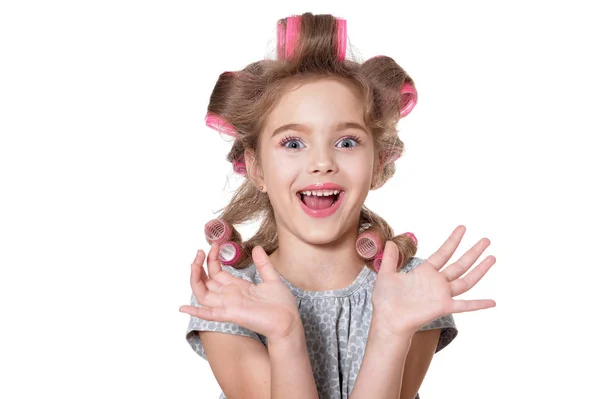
[267,324,318,399]
[349,315,414,399]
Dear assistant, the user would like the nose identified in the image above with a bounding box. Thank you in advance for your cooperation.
[307,145,338,175]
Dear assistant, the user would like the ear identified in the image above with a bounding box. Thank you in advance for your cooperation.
[244,149,265,188]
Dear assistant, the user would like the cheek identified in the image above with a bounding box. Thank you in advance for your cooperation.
[342,155,373,185]
[263,152,299,189]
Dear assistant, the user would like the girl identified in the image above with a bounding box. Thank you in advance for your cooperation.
[179,12,496,399]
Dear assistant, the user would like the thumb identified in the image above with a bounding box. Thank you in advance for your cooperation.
[379,241,400,275]
[252,246,281,283]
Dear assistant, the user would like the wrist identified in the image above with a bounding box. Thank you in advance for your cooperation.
[267,319,306,347]
[370,312,417,342]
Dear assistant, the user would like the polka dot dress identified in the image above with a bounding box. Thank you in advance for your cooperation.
[185,257,458,399]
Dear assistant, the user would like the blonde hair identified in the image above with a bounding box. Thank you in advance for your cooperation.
[205,12,418,269]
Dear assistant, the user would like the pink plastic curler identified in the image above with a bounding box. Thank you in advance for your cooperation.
[204,218,233,244]
[205,113,238,138]
[277,16,346,61]
[232,159,247,175]
[399,83,418,118]
[373,251,404,273]
[402,232,418,246]
[279,16,301,59]
[356,230,383,260]
[218,241,243,266]
[336,18,347,61]
[373,251,384,273]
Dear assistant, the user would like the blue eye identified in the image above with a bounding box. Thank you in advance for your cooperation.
[336,136,361,148]
[280,136,306,149]
[284,139,305,149]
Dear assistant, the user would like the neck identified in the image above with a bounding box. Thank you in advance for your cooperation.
[269,225,366,292]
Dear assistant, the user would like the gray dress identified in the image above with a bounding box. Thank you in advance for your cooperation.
[185,256,458,399]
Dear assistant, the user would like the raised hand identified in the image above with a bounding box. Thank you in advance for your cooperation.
[371,225,496,336]
[179,243,302,342]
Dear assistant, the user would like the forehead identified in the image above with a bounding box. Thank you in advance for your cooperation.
[266,78,365,127]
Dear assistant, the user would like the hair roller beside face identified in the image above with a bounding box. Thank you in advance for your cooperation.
[204,71,239,139]
[372,232,418,273]
[205,113,238,138]
[204,219,244,266]
[232,157,247,176]
[204,218,235,245]
[355,230,384,260]
[399,82,418,118]
[218,241,243,266]
[361,55,418,119]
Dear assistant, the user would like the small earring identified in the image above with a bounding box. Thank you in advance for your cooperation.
[258,185,264,191]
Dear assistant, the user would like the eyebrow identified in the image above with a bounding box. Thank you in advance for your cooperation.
[270,122,368,138]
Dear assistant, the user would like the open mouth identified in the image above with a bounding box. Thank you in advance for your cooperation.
[296,189,342,210]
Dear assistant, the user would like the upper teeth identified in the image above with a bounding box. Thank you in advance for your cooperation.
[300,190,340,196]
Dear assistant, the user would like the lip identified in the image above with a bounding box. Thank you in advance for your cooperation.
[297,190,345,218]
[297,182,344,192]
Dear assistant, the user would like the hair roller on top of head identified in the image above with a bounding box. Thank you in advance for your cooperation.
[204,218,233,245]
[277,14,347,61]
[335,18,347,61]
[277,16,301,60]
[355,230,384,260]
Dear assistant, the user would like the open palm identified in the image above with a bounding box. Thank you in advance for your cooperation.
[179,243,301,341]
[372,225,496,335]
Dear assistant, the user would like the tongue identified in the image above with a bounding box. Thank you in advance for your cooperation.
[303,195,335,210]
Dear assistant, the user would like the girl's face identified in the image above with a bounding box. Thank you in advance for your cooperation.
[249,78,376,245]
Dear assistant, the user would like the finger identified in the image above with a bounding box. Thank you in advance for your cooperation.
[190,253,222,308]
[190,249,208,290]
[179,304,230,323]
[451,255,496,297]
[252,246,281,283]
[378,241,399,275]
[443,238,491,281]
[451,298,496,314]
[206,242,225,280]
[426,225,466,271]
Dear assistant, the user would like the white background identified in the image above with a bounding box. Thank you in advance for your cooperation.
[1,0,598,398]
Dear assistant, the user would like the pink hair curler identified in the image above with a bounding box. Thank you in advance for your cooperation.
[356,230,383,259]
[204,218,233,245]
[205,113,238,138]
[399,83,418,118]
[402,232,418,246]
[373,251,404,273]
[336,18,347,61]
[277,15,347,61]
[232,159,247,175]
[218,241,243,266]
[276,16,301,60]
[373,251,384,272]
